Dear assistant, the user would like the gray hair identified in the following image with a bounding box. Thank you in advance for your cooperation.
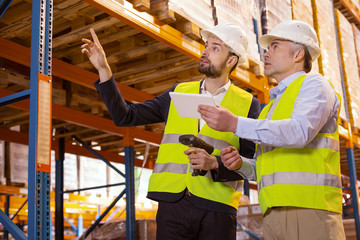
[289,42,312,73]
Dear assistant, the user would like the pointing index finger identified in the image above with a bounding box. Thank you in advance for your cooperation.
[90,28,100,46]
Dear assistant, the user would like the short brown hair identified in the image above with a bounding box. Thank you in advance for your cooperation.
[303,46,312,73]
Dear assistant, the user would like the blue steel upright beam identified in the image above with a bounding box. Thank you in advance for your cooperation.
[4,195,10,240]
[0,210,27,240]
[0,0,52,238]
[346,146,360,239]
[124,129,136,240]
[0,0,13,18]
[55,137,64,240]
[28,0,53,238]
[0,0,28,238]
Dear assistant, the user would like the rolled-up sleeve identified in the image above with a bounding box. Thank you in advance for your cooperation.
[236,156,257,181]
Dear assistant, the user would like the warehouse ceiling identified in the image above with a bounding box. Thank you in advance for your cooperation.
[0,0,360,180]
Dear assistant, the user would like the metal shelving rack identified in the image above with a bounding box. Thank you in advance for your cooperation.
[54,134,136,240]
[1,2,139,238]
[0,0,53,239]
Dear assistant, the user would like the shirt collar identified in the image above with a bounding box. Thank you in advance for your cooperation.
[269,71,306,100]
[200,79,231,95]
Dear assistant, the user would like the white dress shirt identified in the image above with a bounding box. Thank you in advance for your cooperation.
[199,79,231,129]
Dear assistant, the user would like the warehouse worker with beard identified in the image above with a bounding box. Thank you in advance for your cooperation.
[81,23,260,240]
[198,20,346,239]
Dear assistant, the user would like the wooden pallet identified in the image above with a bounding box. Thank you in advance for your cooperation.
[352,126,360,136]
[334,0,360,30]
[340,117,350,130]
[240,57,265,78]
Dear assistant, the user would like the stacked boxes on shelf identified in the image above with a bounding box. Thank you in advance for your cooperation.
[9,143,28,185]
[108,162,126,198]
[265,0,292,85]
[79,156,107,197]
[8,144,79,190]
[168,0,262,68]
[312,0,347,121]
[351,0,360,10]
[215,0,261,62]
[168,0,214,30]
[63,153,79,190]
[351,24,360,132]
[335,9,360,132]
[266,0,292,31]
[50,151,78,191]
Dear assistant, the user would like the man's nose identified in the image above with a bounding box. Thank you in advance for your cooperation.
[263,50,269,58]
[202,47,210,57]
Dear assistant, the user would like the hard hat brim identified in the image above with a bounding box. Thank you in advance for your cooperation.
[200,26,248,65]
[200,29,212,42]
[259,34,321,61]
[259,34,283,49]
[200,29,241,56]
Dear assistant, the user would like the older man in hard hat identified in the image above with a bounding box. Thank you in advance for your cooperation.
[81,23,260,240]
[198,20,346,239]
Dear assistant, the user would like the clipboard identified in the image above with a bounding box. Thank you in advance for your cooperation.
[169,92,216,119]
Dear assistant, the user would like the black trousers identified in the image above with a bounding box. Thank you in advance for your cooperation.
[156,194,236,240]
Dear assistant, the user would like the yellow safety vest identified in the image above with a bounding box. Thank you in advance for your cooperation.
[148,80,253,209]
[256,75,342,214]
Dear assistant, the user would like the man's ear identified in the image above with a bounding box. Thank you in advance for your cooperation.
[227,55,238,68]
[294,49,305,63]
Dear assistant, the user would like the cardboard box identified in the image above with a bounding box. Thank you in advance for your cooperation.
[79,219,156,240]
[9,142,28,185]
[79,156,107,197]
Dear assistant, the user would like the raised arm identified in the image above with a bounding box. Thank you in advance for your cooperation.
[81,28,112,83]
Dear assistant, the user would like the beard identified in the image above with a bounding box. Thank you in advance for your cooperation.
[198,57,226,78]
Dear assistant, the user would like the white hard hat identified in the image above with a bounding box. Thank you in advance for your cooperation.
[259,20,321,61]
[200,23,248,65]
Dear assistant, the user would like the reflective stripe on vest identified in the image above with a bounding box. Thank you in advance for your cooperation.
[152,161,244,192]
[260,135,339,154]
[153,162,188,174]
[257,172,342,191]
[256,75,342,214]
[148,80,253,209]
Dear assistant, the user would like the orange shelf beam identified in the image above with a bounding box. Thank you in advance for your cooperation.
[0,37,154,103]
